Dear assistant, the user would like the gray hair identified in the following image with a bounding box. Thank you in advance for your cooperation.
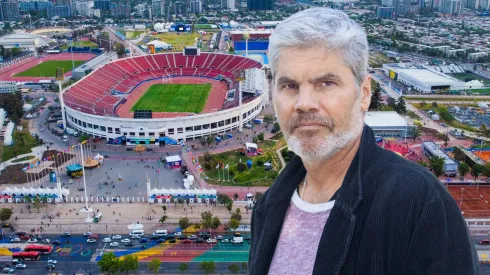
[268,8,369,86]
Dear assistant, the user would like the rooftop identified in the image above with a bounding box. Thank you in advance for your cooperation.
[364,111,408,127]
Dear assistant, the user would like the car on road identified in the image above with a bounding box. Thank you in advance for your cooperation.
[112,235,122,240]
[182,239,192,244]
[10,237,20,243]
[222,238,229,243]
[43,239,51,244]
[189,235,197,240]
[480,239,490,245]
[27,238,38,243]
[121,238,131,244]
[20,235,30,240]
[88,234,99,239]
[124,242,134,247]
[2,267,14,273]
[216,235,223,240]
[83,232,92,237]
[52,240,61,245]
[40,128,44,132]
[102,238,111,243]
[110,242,119,247]
[207,238,217,243]
[86,238,97,243]
[243,236,251,240]
[15,263,26,269]
[47,260,58,265]
[140,238,148,243]
[61,232,71,237]
[46,263,56,270]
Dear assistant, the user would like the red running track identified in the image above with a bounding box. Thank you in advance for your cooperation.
[0,53,96,82]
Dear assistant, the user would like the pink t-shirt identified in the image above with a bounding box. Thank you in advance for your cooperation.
[268,190,335,275]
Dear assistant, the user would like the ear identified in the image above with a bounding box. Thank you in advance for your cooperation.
[360,75,372,112]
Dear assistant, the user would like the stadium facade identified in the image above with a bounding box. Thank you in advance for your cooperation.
[62,52,267,145]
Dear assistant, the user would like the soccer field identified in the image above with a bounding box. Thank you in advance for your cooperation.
[15,60,86,77]
[130,84,211,113]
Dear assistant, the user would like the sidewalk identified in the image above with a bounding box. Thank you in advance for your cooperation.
[7,202,252,235]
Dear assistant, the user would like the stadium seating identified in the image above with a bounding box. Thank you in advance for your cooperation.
[63,53,263,116]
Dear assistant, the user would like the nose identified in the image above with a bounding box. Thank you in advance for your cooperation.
[294,87,319,114]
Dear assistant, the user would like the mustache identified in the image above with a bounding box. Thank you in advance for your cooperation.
[286,113,334,132]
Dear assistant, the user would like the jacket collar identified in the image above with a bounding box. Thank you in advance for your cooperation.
[252,125,378,275]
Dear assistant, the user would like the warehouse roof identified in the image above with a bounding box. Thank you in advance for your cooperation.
[364,111,407,127]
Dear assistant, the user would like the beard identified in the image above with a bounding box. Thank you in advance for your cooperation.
[284,96,365,162]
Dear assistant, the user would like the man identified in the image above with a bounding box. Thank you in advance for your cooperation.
[248,8,480,275]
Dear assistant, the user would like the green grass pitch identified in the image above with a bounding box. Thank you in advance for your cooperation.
[15,60,86,77]
[130,83,211,113]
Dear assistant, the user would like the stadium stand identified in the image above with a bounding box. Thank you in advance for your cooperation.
[63,53,263,116]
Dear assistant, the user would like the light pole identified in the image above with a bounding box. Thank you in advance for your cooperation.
[79,141,93,223]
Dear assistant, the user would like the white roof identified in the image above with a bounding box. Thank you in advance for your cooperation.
[147,40,171,47]
[149,187,217,196]
[245,142,257,149]
[364,111,408,127]
[165,155,181,162]
[398,68,457,84]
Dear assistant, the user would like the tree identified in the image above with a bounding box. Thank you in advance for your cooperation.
[179,262,189,274]
[253,136,259,143]
[97,252,120,274]
[119,254,139,274]
[0,208,13,223]
[228,263,240,274]
[258,132,264,141]
[33,197,41,213]
[387,97,396,108]
[429,156,445,178]
[115,43,126,57]
[217,193,232,205]
[458,162,470,178]
[410,126,421,141]
[226,201,233,212]
[148,258,161,274]
[211,216,221,233]
[483,163,490,179]
[438,106,455,123]
[200,261,216,275]
[369,80,382,110]
[159,215,168,224]
[162,205,167,214]
[432,102,438,107]
[228,46,235,54]
[273,122,281,132]
[231,208,242,221]
[228,218,240,230]
[472,164,484,180]
[394,97,407,114]
[179,217,190,232]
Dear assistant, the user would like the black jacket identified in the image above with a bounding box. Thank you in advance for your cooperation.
[249,125,480,275]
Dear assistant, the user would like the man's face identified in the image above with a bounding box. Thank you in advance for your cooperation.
[273,47,371,161]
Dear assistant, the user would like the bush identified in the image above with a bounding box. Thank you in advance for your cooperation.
[229,170,235,176]
[237,163,246,172]
[256,160,264,166]
[203,163,212,170]
[204,151,213,162]
[258,132,264,141]
[432,102,438,107]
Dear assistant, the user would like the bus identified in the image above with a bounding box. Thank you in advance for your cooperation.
[12,252,41,261]
[93,212,102,223]
[24,244,52,254]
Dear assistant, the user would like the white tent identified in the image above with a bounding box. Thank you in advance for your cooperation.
[245,142,257,149]
[93,153,104,164]
[147,40,172,50]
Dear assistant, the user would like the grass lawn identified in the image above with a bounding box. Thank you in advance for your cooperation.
[131,84,211,113]
[2,123,40,161]
[10,155,35,163]
[406,97,490,102]
[141,32,212,52]
[59,40,98,50]
[15,60,86,77]
[198,140,282,187]
[448,73,490,86]
[125,30,146,39]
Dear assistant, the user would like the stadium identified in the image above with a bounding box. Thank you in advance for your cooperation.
[62,51,267,145]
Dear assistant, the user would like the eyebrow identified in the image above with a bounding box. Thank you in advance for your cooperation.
[275,73,344,87]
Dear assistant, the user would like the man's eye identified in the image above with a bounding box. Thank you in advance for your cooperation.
[321,81,336,87]
[281,84,297,90]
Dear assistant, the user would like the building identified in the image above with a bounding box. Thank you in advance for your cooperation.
[247,0,273,10]
[189,0,202,13]
[47,5,70,17]
[94,0,109,10]
[226,0,235,9]
[364,111,412,138]
[377,6,395,18]
[382,0,394,5]
[475,0,490,9]
[0,33,53,49]
[422,141,458,176]
[250,21,280,29]
[151,0,164,18]
[110,3,130,18]
[382,63,466,93]
[394,0,410,15]
[0,108,5,127]
[0,82,17,94]
[440,0,461,14]
[1,0,20,21]
[19,1,53,12]
[72,52,117,80]
[73,0,94,16]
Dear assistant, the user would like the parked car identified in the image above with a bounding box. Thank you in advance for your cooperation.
[2,267,15,273]
[112,235,122,240]
[51,240,61,245]
[86,238,97,243]
[47,260,58,265]
[207,238,217,243]
[182,239,192,244]
[46,263,56,270]
[110,242,119,247]
[480,239,490,245]
[27,238,38,243]
[121,238,131,244]
[195,238,204,243]
[216,235,223,240]
[102,238,111,243]
[83,232,92,237]
[20,235,30,240]
[189,235,197,240]
[61,232,71,237]
[15,263,26,269]
[10,237,20,243]
[140,238,148,243]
